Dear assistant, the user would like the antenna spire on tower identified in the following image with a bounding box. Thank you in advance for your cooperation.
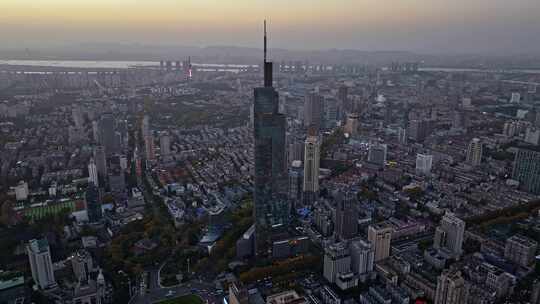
[263,19,273,87]
[264,20,267,63]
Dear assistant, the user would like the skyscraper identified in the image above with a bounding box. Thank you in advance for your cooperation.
[435,269,469,304]
[504,234,538,267]
[253,21,287,254]
[397,126,407,145]
[160,132,171,156]
[71,249,94,282]
[368,223,392,262]
[88,158,99,187]
[85,184,102,223]
[350,239,374,279]
[510,92,521,104]
[367,143,387,167]
[335,194,358,240]
[408,119,431,142]
[304,92,323,131]
[93,146,107,182]
[141,115,150,138]
[323,242,351,284]
[27,238,57,290]
[416,153,433,176]
[323,97,339,128]
[72,105,84,129]
[512,148,540,194]
[434,213,465,259]
[344,113,360,137]
[338,85,349,112]
[98,113,119,155]
[144,134,156,161]
[303,134,321,204]
[288,160,303,202]
[287,136,305,164]
[92,120,100,143]
[466,138,482,166]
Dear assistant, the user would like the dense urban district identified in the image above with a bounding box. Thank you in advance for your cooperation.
[1,51,540,304]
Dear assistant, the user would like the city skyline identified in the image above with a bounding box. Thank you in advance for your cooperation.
[2,2,540,304]
[2,0,540,54]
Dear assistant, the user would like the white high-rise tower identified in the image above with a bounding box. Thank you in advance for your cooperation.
[27,239,57,290]
[466,138,482,166]
[88,158,99,187]
[303,134,321,204]
[434,212,466,259]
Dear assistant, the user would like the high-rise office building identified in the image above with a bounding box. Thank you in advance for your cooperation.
[288,160,303,203]
[344,113,360,137]
[236,225,255,259]
[71,249,93,282]
[303,134,321,204]
[408,119,431,142]
[512,148,540,194]
[98,113,119,155]
[384,103,393,126]
[335,195,358,240]
[338,86,349,111]
[160,133,171,156]
[304,92,324,131]
[108,169,126,201]
[504,235,538,267]
[27,238,57,290]
[368,143,387,167]
[367,223,392,262]
[144,134,156,161]
[93,146,107,182]
[435,269,469,304]
[466,138,482,166]
[119,155,128,171]
[88,158,99,187]
[451,111,462,130]
[524,127,540,145]
[287,137,305,164]
[350,239,374,278]
[229,282,249,304]
[92,120,100,143]
[416,153,433,176]
[253,21,288,254]
[85,184,102,223]
[134,147,142,178]
[72,105,84,129]
[323,97,340,128]
[141,115,150,138]
[531,280,540,304]
[397,127,407,145]
[117,119,129,149]
[14,181,29,201]
[434,213,465,259]
[510,92,521,104]
[323,242,351,284]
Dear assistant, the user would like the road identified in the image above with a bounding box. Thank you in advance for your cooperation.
[130,168,222,304]
[129,280,218,304]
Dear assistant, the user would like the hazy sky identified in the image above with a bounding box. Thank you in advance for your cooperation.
[2,0,540,54]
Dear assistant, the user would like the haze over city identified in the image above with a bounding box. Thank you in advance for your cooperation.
[2,2,540,304]
[2,0,540,54]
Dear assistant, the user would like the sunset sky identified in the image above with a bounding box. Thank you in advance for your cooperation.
[2,0,540,53]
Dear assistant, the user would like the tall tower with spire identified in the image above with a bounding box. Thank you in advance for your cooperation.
[253,20,288,255]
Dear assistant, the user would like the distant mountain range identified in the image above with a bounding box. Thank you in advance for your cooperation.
[1,43,539,69]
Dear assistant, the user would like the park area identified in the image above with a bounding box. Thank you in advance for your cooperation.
[156,295,203,304]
